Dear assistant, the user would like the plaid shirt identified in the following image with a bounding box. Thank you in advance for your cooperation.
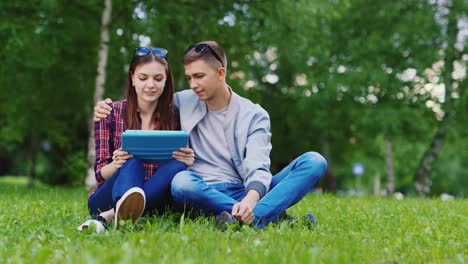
[89,100,180,198]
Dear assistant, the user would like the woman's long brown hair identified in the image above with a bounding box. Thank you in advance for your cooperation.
[124,53,175,130]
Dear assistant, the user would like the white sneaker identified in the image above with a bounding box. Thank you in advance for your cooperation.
[77,219,106,234]
[114,187,146,229]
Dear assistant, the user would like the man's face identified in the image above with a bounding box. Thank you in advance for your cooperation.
[184,59,223,102]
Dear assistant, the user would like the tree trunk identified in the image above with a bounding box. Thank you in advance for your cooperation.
[414,2,457,195]
[373,175,380,196]
[414,113,452,195]
[320,137,337,192]
[385,136,394,195]
[85,0,112,186]
[28,134,38,189]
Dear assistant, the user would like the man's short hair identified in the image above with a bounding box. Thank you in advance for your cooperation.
[184,41,227,70]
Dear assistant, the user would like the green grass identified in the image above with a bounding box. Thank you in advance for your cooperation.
[0,177,466,263]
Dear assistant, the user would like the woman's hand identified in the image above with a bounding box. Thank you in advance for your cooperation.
[111,149,133,168]
[172,147,195,166]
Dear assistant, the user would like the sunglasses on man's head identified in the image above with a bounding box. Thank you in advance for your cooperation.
[135,47,168,58]
[184,43,224,67]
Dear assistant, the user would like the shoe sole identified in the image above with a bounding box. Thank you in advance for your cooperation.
[114,187,145,229]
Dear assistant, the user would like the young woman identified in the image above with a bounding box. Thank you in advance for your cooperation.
[78,47,194,233]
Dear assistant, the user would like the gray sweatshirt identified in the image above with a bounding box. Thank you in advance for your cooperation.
[174,88,273,198]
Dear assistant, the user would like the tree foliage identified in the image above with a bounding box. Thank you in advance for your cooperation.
[0,1,466,195]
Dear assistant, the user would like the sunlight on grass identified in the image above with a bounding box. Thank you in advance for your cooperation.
[0,176,48,189]
[0,176,31,185]
[0,179,466,263]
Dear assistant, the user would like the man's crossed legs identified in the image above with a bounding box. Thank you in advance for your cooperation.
[171,152,327,229]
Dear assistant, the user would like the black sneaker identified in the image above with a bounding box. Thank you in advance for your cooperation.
[278,212,295,222]
[278,212,318,227]
[303,213,318,225]
[215,211,238,229]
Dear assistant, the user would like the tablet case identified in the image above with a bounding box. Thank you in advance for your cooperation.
[121,130,189,162]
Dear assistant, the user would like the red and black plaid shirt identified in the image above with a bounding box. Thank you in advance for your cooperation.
[89,100,180,198]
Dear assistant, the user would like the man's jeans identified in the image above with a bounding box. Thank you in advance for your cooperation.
[171,151,327,229]
[88,158,186,216]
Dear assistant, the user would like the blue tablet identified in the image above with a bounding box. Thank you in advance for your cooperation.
[121,130,189,162]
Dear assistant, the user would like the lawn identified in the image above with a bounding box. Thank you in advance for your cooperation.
[0,176,466,263]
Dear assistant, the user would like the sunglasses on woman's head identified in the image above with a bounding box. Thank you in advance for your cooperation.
[134,47,168,58]
[184,43,224,67]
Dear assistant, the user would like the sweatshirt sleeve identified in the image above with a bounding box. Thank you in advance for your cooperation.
[241,106,273,198]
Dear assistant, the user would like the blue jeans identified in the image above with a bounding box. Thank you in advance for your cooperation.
[88,158,186,216]
[171,151,327,229]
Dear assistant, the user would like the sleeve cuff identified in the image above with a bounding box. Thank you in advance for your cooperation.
[95,170,105,184]
[246,181,267,199]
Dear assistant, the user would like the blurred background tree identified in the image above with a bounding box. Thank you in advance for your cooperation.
[0,0,466,196]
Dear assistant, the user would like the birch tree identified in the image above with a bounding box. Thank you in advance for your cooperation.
[85,0,112,186]
[414,0,467,195]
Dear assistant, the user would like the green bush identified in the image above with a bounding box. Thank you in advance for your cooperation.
[58,151,87,187]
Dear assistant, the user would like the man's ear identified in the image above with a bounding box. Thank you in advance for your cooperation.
[217,67,226,80]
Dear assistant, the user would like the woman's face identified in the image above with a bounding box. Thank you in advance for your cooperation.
[131,61,167,104]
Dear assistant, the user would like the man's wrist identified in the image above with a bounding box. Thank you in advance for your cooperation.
[244,190,260,204]
[246,181,266,198]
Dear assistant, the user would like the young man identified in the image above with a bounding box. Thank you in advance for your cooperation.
[94,41,327,229]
